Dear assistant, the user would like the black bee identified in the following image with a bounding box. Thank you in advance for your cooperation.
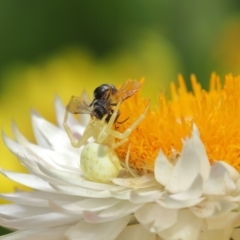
[89,84,118,122]
[66,80,141,123]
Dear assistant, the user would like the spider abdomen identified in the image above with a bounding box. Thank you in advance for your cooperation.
[80,142,122,182]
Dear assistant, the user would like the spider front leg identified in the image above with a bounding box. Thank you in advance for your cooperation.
[97,100,122,143]
[111,99,150,148]
[63,109,93,148]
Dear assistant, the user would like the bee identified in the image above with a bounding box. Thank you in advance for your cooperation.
[66,80,141,123]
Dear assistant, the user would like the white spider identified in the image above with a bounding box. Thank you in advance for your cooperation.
[64,99,150,183]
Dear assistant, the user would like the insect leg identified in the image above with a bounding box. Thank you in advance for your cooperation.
[110,99,150,142]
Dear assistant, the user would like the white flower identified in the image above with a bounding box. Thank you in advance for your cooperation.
[135,125,240,240]
[0,97,161,240]
[1,97,240,240]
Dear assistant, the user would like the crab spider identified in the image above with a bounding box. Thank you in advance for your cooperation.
[63,99,150,182]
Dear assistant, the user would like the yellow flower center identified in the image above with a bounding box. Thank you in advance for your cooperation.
[115,73,240,171]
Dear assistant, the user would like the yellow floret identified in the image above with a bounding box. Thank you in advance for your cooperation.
[116,73,240,171]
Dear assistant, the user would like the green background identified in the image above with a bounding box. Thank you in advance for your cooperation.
[1,0,240,90]
[1,0,240,236]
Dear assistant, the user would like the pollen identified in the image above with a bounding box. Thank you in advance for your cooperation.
[115,73,240,171]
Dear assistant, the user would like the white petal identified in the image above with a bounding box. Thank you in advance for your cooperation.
[112,175,157,189]
[0,169,55,192]
[11,121,29,145]
[0,192,49,207]
[203,162,236,195]
[2,132,28,157]
[51,184,113,198]
[25,144,80,171]
[191,199,238,218]
[65,216,131,240]
[37,162,126,192]
[157,175,204,209]
[31,111,81,154]
[130,187,164,204]
[166,137,200,193]
[116,224,156,240]
[48,154,81,172]
[21,162,74,187]
[2,133,38,173]
[36,162,83,184]
[0,204,50,218]
[0,190,81,207]
[109,189,133,200]
[49,198,120,214]
[191,124,211,180]
[135,203,177,233]
[3,132,80,171]
[31,110,55,148]
[0,226,70,240]
[158,209,202,240]
[218,161,240,182]
[154,151,173,186]
[0,212,80,229]
[83,201,142,223]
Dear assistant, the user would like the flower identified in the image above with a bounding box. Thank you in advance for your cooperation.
[0,96,160,239]
[140,125,240,240]
[1,74,240,239]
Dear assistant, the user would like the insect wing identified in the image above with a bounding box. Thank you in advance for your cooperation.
[115,80,141,101]
[66,95,92,114]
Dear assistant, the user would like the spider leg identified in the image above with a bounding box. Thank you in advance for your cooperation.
[110,99,150,148]
[124,144,139,177]
[105,100,122,131]
[112,137,128,149]
[63,109,93,148]
[97,100,122,143]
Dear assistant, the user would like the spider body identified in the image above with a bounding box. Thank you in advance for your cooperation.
[80,142,121,182]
